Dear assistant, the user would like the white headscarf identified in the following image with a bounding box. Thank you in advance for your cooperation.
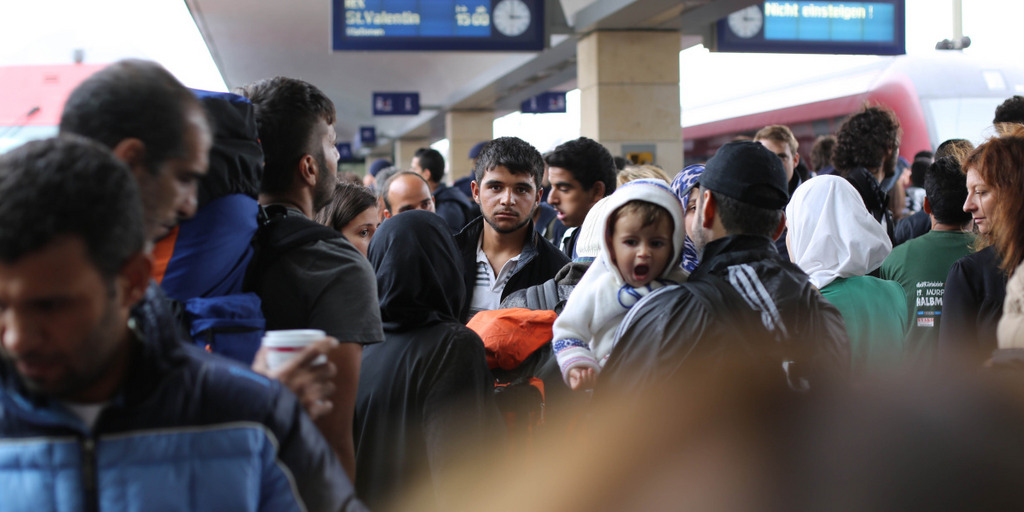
[786,175,892,289]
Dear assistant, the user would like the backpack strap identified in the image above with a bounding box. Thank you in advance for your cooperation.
[523,278,564,312]
[245,205,345,288]
[542,279,564,313]
[524,285,544,310]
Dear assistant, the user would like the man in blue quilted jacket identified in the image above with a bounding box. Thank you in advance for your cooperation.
[0,136,364,511]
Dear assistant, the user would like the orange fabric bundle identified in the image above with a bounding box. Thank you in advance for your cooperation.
[467,308,558,370]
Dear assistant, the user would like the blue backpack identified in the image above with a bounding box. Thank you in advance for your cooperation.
[154,90,342,364]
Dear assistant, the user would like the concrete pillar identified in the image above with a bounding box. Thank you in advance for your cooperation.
[394,137,430,172]
[577,30,683,174]
[446,110,494,183]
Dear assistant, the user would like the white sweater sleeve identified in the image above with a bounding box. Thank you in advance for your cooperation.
[552,261,614,384]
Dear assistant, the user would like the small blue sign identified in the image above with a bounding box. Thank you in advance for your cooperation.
[521,92,567,114]
[373,92,420,116]
[359,126,377,145]
[336,143,353,161]
[354,126,377,151]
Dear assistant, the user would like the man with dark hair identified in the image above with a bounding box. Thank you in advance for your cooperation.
[59,59,211,243]
[411,147,474,232]
[994,95,1024,134]
[0,137,361,511]
[602,141,849,394]
[833,105,902,241]
[881,156,973,367]
[894,140,974,247]
[545,137,617,257]
[237,76,384,480]
[455,136,569,321]
[381,170,436,218]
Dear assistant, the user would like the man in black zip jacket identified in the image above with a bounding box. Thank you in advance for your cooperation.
[412,146,476,233]
[455,136,568,322]
[602,141,850,395]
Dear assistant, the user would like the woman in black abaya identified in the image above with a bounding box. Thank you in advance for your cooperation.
[354,210,500,511]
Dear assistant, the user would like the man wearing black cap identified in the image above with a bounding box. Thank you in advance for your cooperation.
[601,141,850,394]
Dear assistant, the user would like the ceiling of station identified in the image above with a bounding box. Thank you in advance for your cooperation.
[186,0,756,154]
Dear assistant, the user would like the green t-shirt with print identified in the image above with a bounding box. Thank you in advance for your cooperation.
[880,229,974,366]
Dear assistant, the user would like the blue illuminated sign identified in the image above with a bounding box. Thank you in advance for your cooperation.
[716,1,905,55]
[373,92,420,116]
[521,92,567,114]
[333,0,544,52]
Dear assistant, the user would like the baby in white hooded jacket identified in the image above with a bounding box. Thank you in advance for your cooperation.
[552,179,688,391]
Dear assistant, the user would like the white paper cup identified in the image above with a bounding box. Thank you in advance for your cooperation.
[262,329,328,370]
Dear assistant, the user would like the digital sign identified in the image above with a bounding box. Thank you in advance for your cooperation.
[716,1,905,55]
[333,0,544,52]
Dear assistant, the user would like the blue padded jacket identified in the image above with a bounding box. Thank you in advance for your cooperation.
[0,285,365,512]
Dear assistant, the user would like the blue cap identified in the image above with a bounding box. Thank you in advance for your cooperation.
[368,158,392,177]
[469,141,489,159]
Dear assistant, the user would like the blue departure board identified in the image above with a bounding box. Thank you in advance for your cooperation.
[716,1,905,55]
[333,0,544,51]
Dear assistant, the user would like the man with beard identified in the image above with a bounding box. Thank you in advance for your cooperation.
[601,141,849,395]
[833,105,902,242]
[455,136,569,321]
[0,137,362,511]
[238,77,384,481]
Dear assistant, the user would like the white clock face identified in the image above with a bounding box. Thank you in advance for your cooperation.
[493,0,531,38]
[727,5,763,39]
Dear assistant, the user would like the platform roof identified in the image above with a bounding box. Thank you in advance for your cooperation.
[185,0,755,155]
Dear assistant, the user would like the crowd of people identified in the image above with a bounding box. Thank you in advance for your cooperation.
[4,58,1024,510]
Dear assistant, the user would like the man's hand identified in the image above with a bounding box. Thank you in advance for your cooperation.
[252,337,339,420]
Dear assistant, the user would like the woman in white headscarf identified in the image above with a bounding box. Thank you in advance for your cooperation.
[786,175,908,377]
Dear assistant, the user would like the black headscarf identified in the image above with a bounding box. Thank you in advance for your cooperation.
[368,210,466,331]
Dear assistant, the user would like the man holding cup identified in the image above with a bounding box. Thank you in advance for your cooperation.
[238,77,384,481]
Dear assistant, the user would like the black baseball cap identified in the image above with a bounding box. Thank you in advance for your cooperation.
[700,141,789,210]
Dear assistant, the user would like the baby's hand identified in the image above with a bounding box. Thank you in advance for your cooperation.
[568,367,597,391]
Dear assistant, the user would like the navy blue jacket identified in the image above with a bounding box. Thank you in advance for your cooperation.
[0,285,364,512]
[432,183,477,234]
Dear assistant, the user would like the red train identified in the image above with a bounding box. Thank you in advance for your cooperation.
[682,52,1024,166]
